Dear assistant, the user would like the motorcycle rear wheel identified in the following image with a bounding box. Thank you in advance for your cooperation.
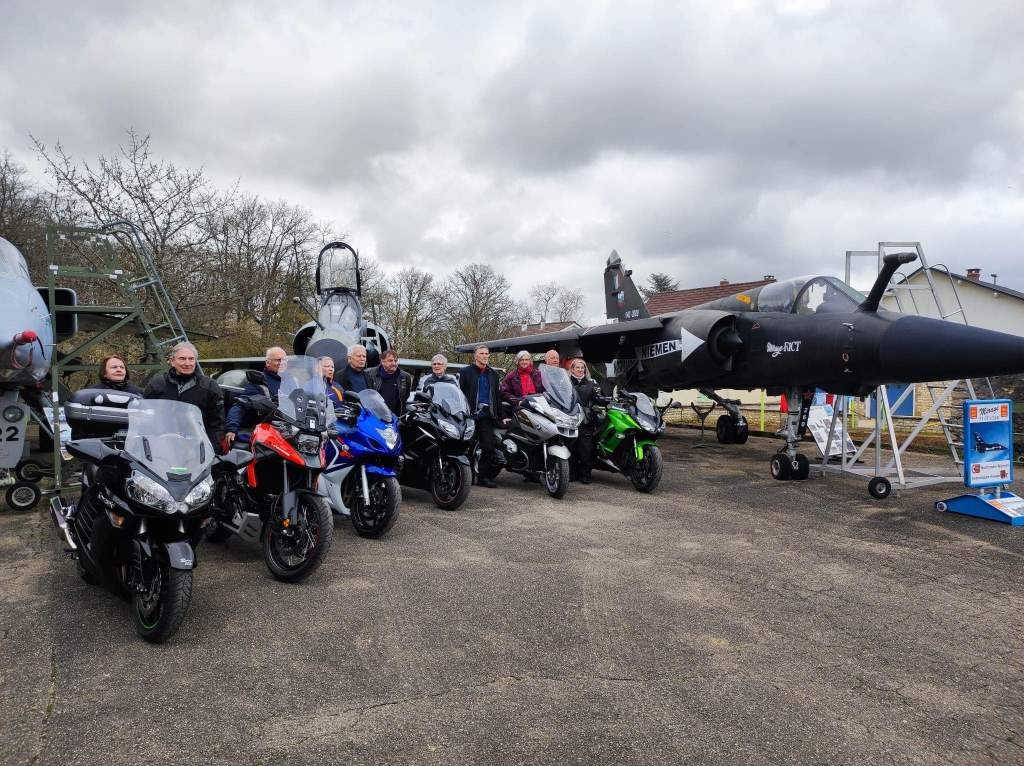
[263,494,334,583]
[430,459,471,511]
[132,563,193,644]
[350,476,401,538]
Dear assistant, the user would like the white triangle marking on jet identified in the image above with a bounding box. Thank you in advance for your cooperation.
[680,328,705,362]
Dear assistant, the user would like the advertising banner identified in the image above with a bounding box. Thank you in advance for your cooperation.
[962,399,1014,489]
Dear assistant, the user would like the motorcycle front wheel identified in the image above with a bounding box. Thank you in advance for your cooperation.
[263,494,334,583]
[430,458,472,511]
[629,445,664,494]
[350,475,401,539]
[132,560,193,644]
[544,457,571,499]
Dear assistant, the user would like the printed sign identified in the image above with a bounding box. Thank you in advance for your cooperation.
[963,399,1014,489]
[806,404,856,458]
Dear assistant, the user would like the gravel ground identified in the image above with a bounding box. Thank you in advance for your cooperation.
[2,430,1023,765]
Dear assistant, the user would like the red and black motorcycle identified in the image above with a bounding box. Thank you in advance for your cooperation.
[209,356,334,582]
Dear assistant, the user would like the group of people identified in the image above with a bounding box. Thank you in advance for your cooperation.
[93,339,603,484]
[458,345,601,487]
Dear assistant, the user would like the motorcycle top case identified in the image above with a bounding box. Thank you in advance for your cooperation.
[65,388,140,439]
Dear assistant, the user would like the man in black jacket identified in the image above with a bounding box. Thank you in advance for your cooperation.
[335,344,370,392]
[366,348,412,416]
[143,341,226,452]
[459,345,502,488]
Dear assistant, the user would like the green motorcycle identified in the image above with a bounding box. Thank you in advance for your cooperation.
[591,392,677,493]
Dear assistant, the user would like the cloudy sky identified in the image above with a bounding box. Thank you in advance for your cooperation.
[2,0,1022,321]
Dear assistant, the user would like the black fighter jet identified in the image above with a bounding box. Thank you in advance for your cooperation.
[456,250,1024,481]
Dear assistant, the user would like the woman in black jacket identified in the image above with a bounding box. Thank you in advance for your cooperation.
[96,354,144,397]
[569,358,600,483]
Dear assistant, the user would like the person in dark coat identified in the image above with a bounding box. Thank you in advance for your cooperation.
[225,346,288,446]
[416,354,457,394]
[143,341,226,453]
[95,354,144,397]
[569,358,601,483]
[335,344,370,393]
[500,350,544,406]
[459,345,502,488]
[367,348,412,417]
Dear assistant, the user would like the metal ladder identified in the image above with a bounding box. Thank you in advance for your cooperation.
[104,221,192,362]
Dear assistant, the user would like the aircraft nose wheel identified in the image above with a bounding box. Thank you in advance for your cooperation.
[867,476,892,500]
[4,481,41,512]
[770,453,809,481]
[770,454,791,480]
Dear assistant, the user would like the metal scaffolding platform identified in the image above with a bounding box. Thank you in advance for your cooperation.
[817,242,993,498]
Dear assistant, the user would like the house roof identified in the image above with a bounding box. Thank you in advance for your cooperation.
[644,279,776,315]
[516,320,581,336]
[897,267,1024,303]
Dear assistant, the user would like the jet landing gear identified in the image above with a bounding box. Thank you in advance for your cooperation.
[770,388,812,481]
[700,390,748,444]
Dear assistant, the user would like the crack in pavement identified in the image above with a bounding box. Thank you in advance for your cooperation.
[26,645,58,766]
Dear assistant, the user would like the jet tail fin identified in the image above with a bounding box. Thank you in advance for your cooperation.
[604,250,650,322]
[859,251,917,313]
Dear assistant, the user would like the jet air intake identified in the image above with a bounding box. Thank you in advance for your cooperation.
[659,310,744,383]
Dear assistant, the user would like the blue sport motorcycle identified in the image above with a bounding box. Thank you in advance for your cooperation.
[318,389,402,538]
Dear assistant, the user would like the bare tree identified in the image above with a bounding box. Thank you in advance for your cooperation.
[0,150,49,273]
[375,267,447,359]
[441,264,520,353]
[529,281,584,324]
[553,287,584,323]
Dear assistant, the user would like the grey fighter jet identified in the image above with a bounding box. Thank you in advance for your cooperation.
[457,251,1024,482]
[0,237,53,469]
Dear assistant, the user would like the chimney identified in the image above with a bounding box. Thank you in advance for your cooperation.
[763,274,776,282]
[966,268,981,281]
[719,278,729,286]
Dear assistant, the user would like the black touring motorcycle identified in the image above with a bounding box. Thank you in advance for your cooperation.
[50,391,250,643]
[399,381,475,510]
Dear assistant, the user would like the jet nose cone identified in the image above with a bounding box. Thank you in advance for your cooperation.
[879,316,1024,382]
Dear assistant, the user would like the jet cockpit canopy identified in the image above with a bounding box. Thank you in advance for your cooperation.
[316,241,361,295]
[757,276,865,315]
[700,275,865,315]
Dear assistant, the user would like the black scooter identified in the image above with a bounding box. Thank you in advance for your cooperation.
[398,382,474,510]
[49,390,251,643]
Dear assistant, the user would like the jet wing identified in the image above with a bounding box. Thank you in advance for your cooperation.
[455,317,667,363]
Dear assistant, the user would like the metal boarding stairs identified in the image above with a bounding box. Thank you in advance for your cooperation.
[820,242,993,497]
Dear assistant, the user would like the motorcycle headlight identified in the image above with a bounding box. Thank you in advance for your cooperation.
[439,420,459,438]
[378,426,399,450]
[185,476,214,507]
[640,419,657,433]
[464,419,475,439]
[296,434,321,454]
[125,471,176,512]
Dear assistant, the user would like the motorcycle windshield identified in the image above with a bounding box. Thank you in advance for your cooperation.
[277,355,334,429]
[125,400,214,481]
[633,393,657,419]
[431,382,470,420]
[540,365,577,412]
[358,389,394,422]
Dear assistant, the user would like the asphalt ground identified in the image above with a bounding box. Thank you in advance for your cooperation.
[2,430,1023,766]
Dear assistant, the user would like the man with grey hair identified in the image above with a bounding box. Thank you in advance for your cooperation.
[416,353,457,393]
[225,346,289,446]
[144,340,226,452]
[335,343,370,393]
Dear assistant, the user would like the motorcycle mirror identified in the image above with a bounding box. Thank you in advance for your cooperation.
[242,394,276,414]
[343,390,362,404]
[413,391,431,403]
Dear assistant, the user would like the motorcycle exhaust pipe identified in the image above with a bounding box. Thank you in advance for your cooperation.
[360,464,371,506]
[48,497,77,551]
